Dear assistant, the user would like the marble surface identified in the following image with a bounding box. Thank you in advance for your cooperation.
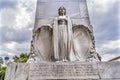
[5,62,120,80]
[30,0,99,62]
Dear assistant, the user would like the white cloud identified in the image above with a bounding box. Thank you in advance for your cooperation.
[96,39,120,61]
[0,0,36,58]
[3,41,30,52]
[4,31,14,40]
[0,41,30,58]
[15,4,31,29]
[15,0,37,29]
[101,53,120,61]
[97,40,120,53]
[0,0,36,30]
[88,0,120,61]
[88,0,117,15]
[4,42,16,51]
[101,40,120,50]
[0,8,16,28]
[0,50,15,57]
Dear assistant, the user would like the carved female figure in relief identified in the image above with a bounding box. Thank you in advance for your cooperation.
[57,7,69,61]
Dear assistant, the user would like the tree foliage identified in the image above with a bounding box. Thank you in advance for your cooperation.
[0,53,29,80]
[0,65,6,80]
[13,53,29,63]
[0,57,3,65]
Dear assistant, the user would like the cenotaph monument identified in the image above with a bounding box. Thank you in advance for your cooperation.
[29,0,100,62]
[5,0,120,80]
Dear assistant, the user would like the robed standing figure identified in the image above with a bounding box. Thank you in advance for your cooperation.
[53,7,74,61]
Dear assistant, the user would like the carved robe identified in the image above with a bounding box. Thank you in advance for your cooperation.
[53,16,74,61]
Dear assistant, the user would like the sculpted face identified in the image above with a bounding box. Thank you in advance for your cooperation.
[58,7,66,16]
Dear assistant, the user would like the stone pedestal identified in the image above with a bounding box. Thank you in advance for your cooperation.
[5,62,120,80]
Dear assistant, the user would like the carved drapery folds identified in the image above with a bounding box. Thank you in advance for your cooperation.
[28,7,100,62]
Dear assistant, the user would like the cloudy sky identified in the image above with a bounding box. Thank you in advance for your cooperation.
[0,0,120,61]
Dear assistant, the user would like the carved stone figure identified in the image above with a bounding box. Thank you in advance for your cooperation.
[5,1,120,80]
[28,1,100,62]
[57,7,68,61]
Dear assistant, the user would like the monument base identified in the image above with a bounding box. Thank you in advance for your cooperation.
[5,62,120,80]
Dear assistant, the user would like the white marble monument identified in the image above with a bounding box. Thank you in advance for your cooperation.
[5,0,120,80]
[29,0,100,62]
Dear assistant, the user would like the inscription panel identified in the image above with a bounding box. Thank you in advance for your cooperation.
[29,62,99,79]
[5,62,120,80]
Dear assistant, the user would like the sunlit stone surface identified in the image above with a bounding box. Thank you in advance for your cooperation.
[5,62,120,80]
[29,0,100,62]
[5,0,120,80]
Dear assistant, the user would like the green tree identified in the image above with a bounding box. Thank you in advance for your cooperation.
[0,53,29,80]
[0,65,6,80]
[0,57,3,65]
[0,57,5,80]
[13,53,29,63]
